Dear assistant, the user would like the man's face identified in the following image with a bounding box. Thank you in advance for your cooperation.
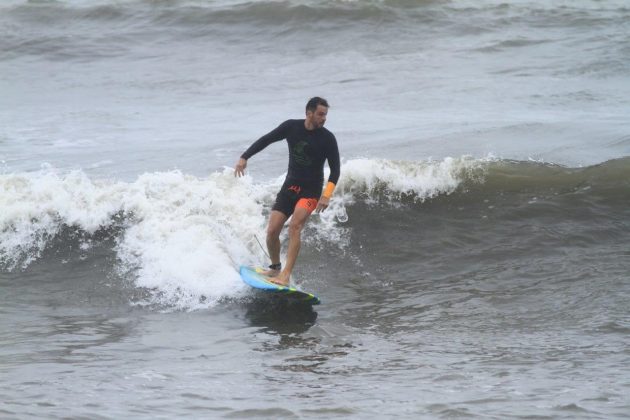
[306,105,328,129]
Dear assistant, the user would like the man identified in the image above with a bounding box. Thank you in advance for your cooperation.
[234,97,340,286]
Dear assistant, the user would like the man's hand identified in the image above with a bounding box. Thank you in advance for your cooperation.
[315,195,330,213]
[234,158,247,177]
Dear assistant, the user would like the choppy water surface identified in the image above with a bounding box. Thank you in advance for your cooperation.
[1,0,629,418]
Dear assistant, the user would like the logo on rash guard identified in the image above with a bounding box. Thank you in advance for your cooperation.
[292,141,312,166]
[288,185,301,194]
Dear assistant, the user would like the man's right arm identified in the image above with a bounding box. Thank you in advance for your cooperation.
[234,120,291,177]
[241,120,291,160]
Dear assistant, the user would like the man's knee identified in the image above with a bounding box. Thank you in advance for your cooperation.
[288,219,305,237]
[267,223,282,238]
[266,211,287,239]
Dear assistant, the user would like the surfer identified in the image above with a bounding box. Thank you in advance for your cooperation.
[234,97,340,286]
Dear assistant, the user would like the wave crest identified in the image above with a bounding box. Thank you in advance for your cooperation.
[338,156,487,202]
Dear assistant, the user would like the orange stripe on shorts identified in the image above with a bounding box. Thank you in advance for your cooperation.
[295,198,318,213]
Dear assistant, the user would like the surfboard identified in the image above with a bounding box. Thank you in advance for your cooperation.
[239,266,321,305]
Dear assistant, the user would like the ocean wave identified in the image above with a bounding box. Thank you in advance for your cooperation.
[332,156,630,204]
[1,156,628,309]
[3,0,628,67]
[5,0,627,29]
[0,167,270,309]
[336,156,487,202]
[478,157,630,197]
[0,157,477,308]
[1,0,402,28]
[0,0,402,60]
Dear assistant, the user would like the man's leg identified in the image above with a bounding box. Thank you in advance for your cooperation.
[262,210,288,276]
[269,206,311,286]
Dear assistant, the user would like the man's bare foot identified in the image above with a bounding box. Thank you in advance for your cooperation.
[260,268,280,277]
[268,273,290,287]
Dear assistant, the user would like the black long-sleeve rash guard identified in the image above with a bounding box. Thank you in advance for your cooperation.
[241,119,340,187]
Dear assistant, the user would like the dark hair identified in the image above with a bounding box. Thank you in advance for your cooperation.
[306,97,329,112]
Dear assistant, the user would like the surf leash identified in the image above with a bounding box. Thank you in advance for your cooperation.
[254,234,271,260]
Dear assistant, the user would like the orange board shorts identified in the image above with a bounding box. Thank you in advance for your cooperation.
[296,198,318,213]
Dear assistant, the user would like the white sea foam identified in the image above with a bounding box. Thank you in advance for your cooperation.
[335,156,487,202]
[0,167,275,309]
[113,170,273,310]
[0,157,483,309]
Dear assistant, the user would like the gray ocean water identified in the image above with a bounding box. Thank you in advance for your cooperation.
[1,0,630,418]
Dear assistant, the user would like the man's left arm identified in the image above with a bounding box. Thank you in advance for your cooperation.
[316,135,340,213]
